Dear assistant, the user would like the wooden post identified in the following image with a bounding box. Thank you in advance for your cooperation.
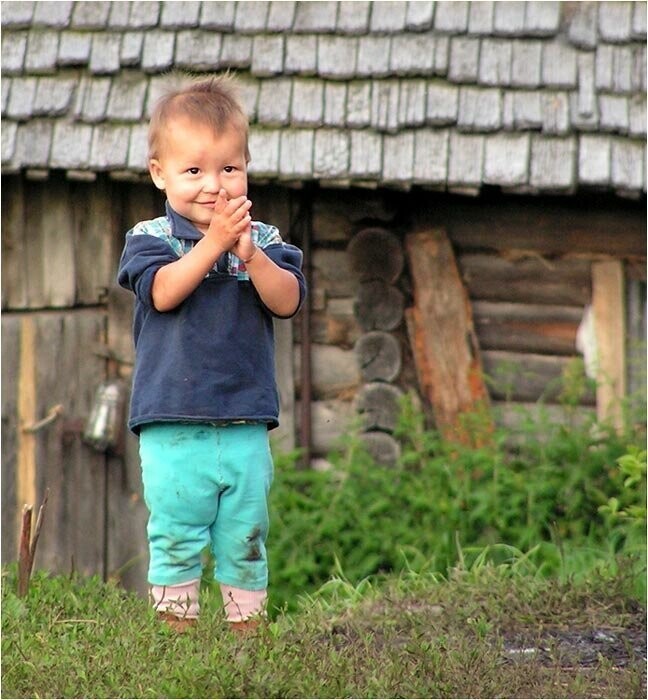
[405,229,492,444]
[17,317,37,549]
[17,489,49,597]
[592,261,626,431]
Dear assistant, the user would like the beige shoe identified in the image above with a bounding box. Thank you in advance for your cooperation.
[157,611,197,633]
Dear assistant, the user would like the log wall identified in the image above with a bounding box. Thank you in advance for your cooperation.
[1,172,645,591]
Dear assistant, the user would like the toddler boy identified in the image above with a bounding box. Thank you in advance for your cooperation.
[117,74,306,632]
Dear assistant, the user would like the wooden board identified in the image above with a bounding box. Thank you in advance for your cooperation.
[482,350,596,405]
[473,301,582,355]
[592,261,626,429]
[459,253,592,306]
[405,229,491,441]
[1,310,107,576]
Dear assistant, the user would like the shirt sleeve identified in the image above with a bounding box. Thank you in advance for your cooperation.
[117,231,179,308]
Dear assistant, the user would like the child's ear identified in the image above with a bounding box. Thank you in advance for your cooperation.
[149,159,166,191]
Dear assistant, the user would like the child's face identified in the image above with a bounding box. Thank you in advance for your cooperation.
[149,117,248,234]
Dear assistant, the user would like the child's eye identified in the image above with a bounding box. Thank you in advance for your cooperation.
[223,166,236,173]
[187,167,200,175]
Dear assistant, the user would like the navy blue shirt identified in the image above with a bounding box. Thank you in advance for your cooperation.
[117,203,306,434]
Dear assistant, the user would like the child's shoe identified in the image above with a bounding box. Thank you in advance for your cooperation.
[157,611,197,633]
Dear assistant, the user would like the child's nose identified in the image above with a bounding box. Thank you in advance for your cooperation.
[203,173,221,193]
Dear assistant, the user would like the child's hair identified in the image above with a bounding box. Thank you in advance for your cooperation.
[148,72,250,161]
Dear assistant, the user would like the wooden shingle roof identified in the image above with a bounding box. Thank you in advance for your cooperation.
[2,0,646,196]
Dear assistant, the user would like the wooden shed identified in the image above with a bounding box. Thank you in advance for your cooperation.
[2,0,646,593]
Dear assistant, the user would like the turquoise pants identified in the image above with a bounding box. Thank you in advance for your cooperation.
[139,422,274,590]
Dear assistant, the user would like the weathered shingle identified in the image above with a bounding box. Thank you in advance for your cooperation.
[90,124,130,168]
[578,134,611,185]
[2,31,28,74]
[74,76,111,122]
[285,35,317,74]
[293,1,337,33]
[599,94,629,132]
[370,1,408,33]
[612,45,633,93]
[291,78,324,126]
[279,129,313,178]
[1,121,17,164]
[220,34,252,69]
[106,75,147,121]
[314,129,349,178]
[89,32,121,74]
[160,1,201,28]
[570,90,599,131]
[448,132,484,186]
[33,77,76,116]
[323,82,347,125]
[611,138,644,190]
[248,128,280,176]
[435,1,469,33]
[371,80,400,132]
[346,81,372,127]
[524,2,561,36]
[398,80,427,126]
[541,43,577,87]
[576,52,596,118]
[58,31,91,65]
[468,1,494,34]
[13,120,52,166]
[237,75,260,121]
[127,123,148,169]
[493,1,526,35]
[71,1,110,29]
[383,132,414,183]
[511,39,542,87]
[318,37,358,79]
[234,0,270,33]
[349,129,382,178]
[6,77,37,119]
[257,78,292,125]
[595,44,614,90]
[598,1,633,43]
[484,132,529,185]
[120,31,144,66]
[390,34,435,75]
[25,30,59,73]
[33,0,72,27]
[631,45,646,92]
[458,87,502,131]
[413,129,448,184]
[251,35,284,76]
[337,1,370,34]
[426,82,459,124]
[142,31,176,72]
[530,135,576,189]
[405,1,435,31]
[2,1,35,27]
[567,1,598,49]
[50,122,93,168]
[175,30,221,69]
[108,2,131,29]
[448,37,480,82]
[434,35,450,75]
[632,2,647,38]
[357,36,390,77]
[628,94,646,137]
[541,92,570,134]
[267,1,296,31]
[513,90,542,129]
[1,79,12,114]
[478,39,512,85]
[199,1,234,30]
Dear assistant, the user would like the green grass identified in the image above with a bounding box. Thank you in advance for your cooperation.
[2,560,645,699]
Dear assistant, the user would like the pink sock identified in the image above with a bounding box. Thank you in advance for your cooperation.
[220,584,267,622]
[150,579,200,619]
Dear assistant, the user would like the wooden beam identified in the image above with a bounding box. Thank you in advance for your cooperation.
[592,261,626,430]
[16,316,37,550]
[405,229,491,444]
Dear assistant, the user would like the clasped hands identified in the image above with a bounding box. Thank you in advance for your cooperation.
[206,189,255,262]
